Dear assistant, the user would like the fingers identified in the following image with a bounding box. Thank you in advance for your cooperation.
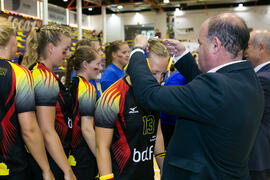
[133,35,186,57]
[134,35,148,49]
[163,39,186,56]
[163,40,179,55]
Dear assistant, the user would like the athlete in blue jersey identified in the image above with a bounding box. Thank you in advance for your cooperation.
[100,40,130,92]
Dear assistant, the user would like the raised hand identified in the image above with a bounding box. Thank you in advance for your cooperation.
[133,35,148,50]
[163,39,186,57]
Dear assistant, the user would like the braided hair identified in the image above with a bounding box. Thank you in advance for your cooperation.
[22,24,71,67]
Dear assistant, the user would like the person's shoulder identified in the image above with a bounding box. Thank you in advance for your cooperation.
[166,72,186,86]
[195,71,254,96]
[102,65,112,74]
[104,64,115,71]
[9,61,28,71]
[101,65,119,79]
[257,68,270,77]
[100,79,128,99]
[172,71,186,80]
[31,65,59,94]
[106,78,127,91]
[8,62,32,79]
[95,80,125,128]
[191,72,230,89]
[32,64,57,81]
[258,62,270,72]
[78,76,95,90]
[257,71,270,86]
[257,63,270,76]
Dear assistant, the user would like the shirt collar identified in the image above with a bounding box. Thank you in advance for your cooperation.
[254,61,270,72]
[207,60,246,73]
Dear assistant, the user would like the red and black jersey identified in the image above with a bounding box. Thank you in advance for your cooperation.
[29,62,73,151]
[95,78,159,180]
[0,59,35,176]
[70,76,97,168]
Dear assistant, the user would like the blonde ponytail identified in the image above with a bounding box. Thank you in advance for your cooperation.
[22,24,71,68]
[22,27,39,67]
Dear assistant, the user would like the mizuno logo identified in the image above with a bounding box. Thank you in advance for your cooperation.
[129,106,139,114]
[0,67,7,76]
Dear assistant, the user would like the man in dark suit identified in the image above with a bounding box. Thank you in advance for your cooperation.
[126,13,264,180]
[246,30,270,180]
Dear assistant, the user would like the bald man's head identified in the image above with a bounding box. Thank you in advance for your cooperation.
[245,30,270,67]
[250,30,270,54]
[206,13,249,59]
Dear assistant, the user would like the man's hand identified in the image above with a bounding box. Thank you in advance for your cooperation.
[163,39,186,57]
[133,35,148,49]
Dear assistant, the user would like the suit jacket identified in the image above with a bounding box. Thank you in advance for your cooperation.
[127,51,264,180]
[248,62,270,171]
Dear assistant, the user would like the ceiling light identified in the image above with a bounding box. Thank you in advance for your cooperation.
[88,8,93,11]
[135,13,143,24]
[235,3,248,11]
[117,5,123,9]
[174,8,184,16]
[163,0,170,3]
[63,0,68,2]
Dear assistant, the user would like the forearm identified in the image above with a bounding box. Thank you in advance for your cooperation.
[95,127,114,176]
[155,153,164,173]
[19,111,55,180]
[43,130,72,174]
[174,52,201,82]
[96,146,113,176]
[22,125,50,172]
[154,122,165,172]
[82,127,96,156]
[127,51,160,109]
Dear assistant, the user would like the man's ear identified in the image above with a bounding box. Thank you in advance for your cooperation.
[211,37,222,54]
[258,43,265,52]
